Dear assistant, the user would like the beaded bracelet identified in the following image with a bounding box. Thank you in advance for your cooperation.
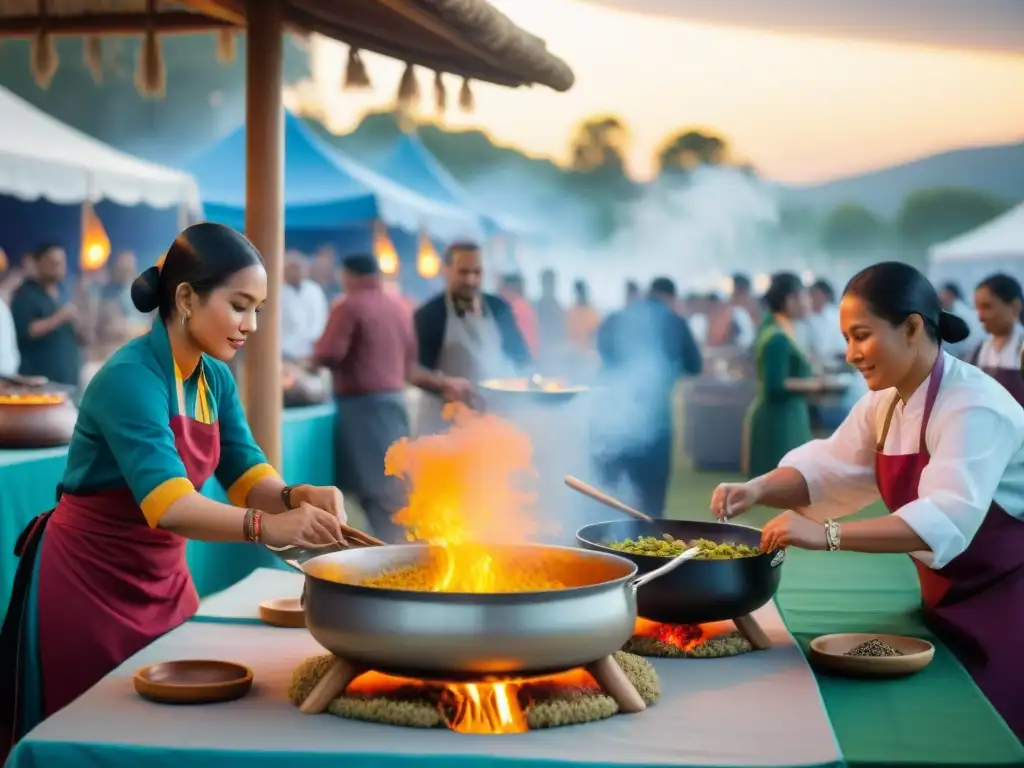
[243,508,263,543]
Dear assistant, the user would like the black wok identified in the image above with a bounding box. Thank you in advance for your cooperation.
[576,519,785,624]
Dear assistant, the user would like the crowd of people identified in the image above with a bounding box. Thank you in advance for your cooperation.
[1,224,1022,747]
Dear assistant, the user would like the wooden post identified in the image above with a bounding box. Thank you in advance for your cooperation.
[242,0,284,470]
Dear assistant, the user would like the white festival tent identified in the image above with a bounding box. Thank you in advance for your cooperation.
[928,201,1024,289]
[0,85,200,215]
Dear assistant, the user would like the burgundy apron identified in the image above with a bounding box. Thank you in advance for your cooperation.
[971,342,1024,408]
[875,352,1024,740]
[0,390,220,756]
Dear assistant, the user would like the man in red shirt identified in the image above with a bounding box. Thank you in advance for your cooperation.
[313,254,467,541]
[499,273,539,356]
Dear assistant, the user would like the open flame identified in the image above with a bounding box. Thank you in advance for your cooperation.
[633,618,732,651]
[384,403,548,593]
[346,668,599,734]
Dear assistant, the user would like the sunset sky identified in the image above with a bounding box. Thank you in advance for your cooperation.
[291,0,1024,185]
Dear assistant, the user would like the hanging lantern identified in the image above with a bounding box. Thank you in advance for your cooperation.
[417,230,440,278]
[80,201,111,272]
[373,220,399,276]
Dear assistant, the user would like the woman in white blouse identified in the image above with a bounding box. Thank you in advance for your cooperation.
[971,273,1024,407]
[711,261,1024,741]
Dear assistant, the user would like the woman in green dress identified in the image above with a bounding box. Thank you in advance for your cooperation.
[744,272,820,478]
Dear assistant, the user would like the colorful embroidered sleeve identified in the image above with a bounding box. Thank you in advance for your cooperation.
[210,361,278,506]
[88,361,196,527]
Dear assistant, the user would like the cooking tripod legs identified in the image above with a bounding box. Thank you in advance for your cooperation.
[733,614,772,650]
[299,657,364,714]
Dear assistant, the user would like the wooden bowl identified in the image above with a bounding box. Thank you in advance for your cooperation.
[259,596,305,628]
[809,633,934,678]
[134,660,253,704]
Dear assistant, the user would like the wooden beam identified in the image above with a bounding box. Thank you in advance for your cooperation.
[242,0,285,471]
[0,12,236,37]
[177,0,247,27]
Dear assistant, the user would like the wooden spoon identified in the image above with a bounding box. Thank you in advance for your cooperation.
[563,476,653,522]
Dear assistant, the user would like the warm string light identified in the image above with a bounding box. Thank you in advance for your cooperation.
[373,220,399,276]
[417,229,440,278]
[80,201,111,272]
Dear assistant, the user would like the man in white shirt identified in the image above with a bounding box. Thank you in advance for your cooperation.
[804,279,846,363]
[281,251,329,363]
[938,282,984,360]
[0,294,19,376]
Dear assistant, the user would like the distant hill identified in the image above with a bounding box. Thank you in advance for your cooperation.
[782,142,1024,216]
[310,111,1024,233]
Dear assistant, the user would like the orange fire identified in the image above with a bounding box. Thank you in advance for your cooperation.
[384,402,548,593]
[378,403,581,732]
[346,668,599,734]
[633,618,732,651]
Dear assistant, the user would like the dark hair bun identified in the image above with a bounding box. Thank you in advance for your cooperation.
[131,266,162,313]
[938,310,970,344]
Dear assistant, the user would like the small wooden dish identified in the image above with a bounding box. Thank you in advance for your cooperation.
[809,633,934,678]
[259,596,305,628]
[134,660,253,704]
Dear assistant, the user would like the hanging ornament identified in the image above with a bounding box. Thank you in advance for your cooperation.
[83,36,103,84]
[433,71,447,115]
[216,29,237,65]
[343,47,371,89]
[459,78,475,113]
[396,62,420,110]
[135,29,166,98]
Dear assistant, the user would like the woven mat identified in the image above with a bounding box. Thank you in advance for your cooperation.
[624,627,753,658]
[288,652,659,730]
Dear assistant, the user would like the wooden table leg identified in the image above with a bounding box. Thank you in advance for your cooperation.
[586,655,646,713]
[299,657,363,714]
[733,614,772,650]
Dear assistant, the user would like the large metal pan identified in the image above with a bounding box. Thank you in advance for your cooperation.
[478,376,590,407]
[576,519,785,625]
[273,541,697,679]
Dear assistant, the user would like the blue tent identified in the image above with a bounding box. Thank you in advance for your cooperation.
[186,113,483,244]
[371,132,547,242]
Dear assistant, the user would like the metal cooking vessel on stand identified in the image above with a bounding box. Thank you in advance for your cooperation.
[576,519,784,625]
[270,542,698,679]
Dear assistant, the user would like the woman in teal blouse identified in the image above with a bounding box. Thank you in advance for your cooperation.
[0,223,349,754]
[744,272,821,478]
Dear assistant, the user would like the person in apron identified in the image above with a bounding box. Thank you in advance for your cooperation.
[710,261,1024,741]
[0,223,346,757]
[412,242,531,436]
[971,274,1024,407]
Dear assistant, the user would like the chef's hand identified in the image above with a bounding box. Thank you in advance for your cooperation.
[760,510,826,552]
[261,501,344,549]
[290,485,347,524]
[441,376,473,403]
[710,481,760,520]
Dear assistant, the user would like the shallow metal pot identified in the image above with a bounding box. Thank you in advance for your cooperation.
[289,542,694,679]
[576,519,785,625]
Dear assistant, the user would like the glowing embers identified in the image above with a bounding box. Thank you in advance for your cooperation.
[289,653,660,734]
[625,618,754,658]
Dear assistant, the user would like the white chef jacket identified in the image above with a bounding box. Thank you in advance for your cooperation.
[0,297,19,376]
[780,352,1024,570]
[975,324,1024,369]
[805,304,846,360]
[281,279,329,361]
[731,305,755,348]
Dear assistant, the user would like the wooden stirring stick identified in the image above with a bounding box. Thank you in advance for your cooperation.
[564,476,654,522]
[339,523,386,547]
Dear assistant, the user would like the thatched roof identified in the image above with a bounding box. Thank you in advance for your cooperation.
[0,0,575,92]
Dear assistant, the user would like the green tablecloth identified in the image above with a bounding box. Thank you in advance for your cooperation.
[777,546,1023,766]
[0,403,336,606]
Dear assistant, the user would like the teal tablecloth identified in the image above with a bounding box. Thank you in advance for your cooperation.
[0,403,336,607]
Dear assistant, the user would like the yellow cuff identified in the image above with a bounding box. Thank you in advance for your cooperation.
[227,463,279,507]
[140,477,196,527]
